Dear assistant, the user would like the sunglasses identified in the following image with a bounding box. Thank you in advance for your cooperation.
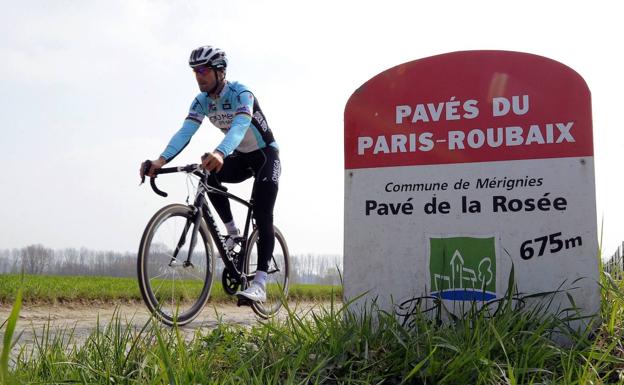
[193,66,212,75]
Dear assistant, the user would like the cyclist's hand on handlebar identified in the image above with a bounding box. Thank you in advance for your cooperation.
[201,151,224,172]
[140,157,167,179]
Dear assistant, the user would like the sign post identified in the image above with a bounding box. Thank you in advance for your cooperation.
[343,51,599,320]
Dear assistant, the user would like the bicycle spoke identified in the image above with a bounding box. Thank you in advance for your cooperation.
[149,270,169,281]
[149,253,176,298]
[184,268,207,282]
[150,268,171,297]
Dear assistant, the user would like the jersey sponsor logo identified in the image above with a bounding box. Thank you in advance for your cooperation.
[236,105,252,115]
[253,111,269,132]
[271,159,281,183]
[186,111,204,124]
[209,112,234,128]
[188,111,203,119]
[208,103,217,112]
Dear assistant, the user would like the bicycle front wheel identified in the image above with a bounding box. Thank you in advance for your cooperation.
[137,204,215,326]
[244,226,290,318]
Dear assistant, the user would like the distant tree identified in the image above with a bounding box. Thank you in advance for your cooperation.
[21,244,53,274]
[3,243,344,284]
[0,249,9,273]
[289,254,343,285]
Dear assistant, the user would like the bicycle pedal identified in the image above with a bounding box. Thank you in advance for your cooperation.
[236,296,253,307]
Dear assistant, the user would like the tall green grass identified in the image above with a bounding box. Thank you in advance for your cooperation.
[3,266,624,383]
[1,276,22,385]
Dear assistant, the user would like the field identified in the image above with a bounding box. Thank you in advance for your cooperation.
[0,274,341,304]
[2,269,624,384]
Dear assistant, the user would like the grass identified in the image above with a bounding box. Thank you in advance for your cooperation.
[0,274,341,305]
[3,266,624,383]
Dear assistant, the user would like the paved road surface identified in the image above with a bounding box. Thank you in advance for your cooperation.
[0,301,331,357]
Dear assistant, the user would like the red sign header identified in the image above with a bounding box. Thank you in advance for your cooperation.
[344,51,593,169]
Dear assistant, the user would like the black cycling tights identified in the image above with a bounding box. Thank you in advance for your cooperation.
[207,147,280,273]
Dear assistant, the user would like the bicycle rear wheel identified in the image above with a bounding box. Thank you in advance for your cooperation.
[137,204,215,326]
[244,226,290,318]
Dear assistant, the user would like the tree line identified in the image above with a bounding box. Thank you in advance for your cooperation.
[0,244,342,285]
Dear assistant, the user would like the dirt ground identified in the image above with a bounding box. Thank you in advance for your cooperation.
[0,301,330,356]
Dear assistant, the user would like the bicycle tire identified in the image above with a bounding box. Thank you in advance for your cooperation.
[137,204,215,326]
[243,226,290,318]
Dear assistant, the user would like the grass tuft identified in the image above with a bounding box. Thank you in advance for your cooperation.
[1,275,23,385]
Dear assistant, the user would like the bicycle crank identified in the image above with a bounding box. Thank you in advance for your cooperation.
[221,268,240,295]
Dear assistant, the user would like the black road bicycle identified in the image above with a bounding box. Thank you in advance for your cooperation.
[138,162,290,326]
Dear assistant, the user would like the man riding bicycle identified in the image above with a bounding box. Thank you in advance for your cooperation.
[140,45,280,303]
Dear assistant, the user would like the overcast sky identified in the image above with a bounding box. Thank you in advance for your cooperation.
[1,0,622,257]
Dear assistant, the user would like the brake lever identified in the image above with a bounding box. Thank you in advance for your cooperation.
[140,159,152,185]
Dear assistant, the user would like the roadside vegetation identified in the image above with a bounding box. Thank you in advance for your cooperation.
[0,274,340,305]
[3,262,624,383]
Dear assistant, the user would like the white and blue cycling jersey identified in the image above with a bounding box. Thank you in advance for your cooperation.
[161,81,277,161]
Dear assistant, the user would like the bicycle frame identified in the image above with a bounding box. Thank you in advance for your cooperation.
[196,176,256,282]
[148,164,258,287]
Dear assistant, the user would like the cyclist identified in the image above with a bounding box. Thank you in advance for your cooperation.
[140,45,280,303]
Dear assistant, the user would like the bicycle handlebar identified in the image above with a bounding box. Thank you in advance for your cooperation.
[150,177,167,197]
[141,160,205,198]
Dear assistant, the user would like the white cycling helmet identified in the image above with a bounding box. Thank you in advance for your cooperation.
[189,46,228,69]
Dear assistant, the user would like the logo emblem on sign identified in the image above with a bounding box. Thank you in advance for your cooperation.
[429,236,496,301]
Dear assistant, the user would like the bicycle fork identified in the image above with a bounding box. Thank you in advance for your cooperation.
[169,207,201,268]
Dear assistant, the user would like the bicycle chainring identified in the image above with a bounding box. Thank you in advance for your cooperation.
[221,268,240,295]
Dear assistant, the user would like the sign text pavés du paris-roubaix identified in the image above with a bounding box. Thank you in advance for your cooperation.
[343,51,599,321]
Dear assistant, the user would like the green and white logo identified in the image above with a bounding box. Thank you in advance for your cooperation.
[429,236,497,301]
